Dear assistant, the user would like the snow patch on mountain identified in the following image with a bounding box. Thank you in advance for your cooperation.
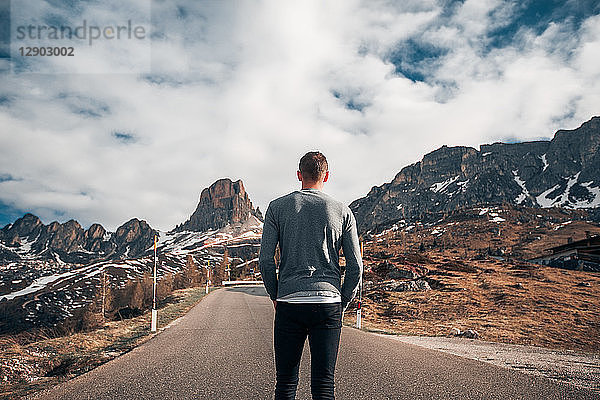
[512,170,530,205]
[0,269,79,301]
[572,181,600,208]
[553,220,573,230]
[13,235,39,259]
[540,154,549,171]
[536,173,581,208]
[430,176,459,193]
[536,185,561,207]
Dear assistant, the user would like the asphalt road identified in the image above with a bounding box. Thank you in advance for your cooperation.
[31,286,598,400]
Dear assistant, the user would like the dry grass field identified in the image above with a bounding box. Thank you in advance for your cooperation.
[343,206,600,354]
[0,286,211,400]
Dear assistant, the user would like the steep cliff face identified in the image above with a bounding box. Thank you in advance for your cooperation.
[350,116,600,233]
[175,178,263,232]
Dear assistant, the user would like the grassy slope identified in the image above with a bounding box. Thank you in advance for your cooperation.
[343,206,600,354]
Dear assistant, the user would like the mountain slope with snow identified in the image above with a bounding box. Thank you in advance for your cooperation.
[350,116,600,233]
[0,180,263,334]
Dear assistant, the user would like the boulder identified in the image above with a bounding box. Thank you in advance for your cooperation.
[460,329,480,339]
[384,279,431,292]
[389,268,420,280]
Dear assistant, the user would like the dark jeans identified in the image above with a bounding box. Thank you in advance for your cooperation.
[274,302,342,400]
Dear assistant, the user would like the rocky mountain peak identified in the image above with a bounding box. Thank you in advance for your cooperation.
[175,178,263,232]
[45,220,85,253]
[114,218,152,243]
[85,223,106,240]
[2,213,43,238]
[112,218,156,258]
[84,223,108,252]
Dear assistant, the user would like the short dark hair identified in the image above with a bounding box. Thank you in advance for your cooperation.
[299,151,328,182]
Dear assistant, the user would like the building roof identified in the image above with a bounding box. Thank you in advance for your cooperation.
[548,235,600,254]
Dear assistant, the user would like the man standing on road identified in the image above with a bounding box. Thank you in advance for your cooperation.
[259,151,363,400]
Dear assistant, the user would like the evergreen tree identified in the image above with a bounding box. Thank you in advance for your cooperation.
[183,254,201,287]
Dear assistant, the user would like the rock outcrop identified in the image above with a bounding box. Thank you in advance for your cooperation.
[175,178,263,232]
[350,117,600,233]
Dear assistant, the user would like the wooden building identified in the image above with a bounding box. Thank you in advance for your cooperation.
[531,235,600,272]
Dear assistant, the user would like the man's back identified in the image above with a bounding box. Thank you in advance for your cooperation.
[259,151,362,400]
[259,188,362,309]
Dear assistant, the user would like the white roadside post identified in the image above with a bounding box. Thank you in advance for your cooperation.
[151,234,158,332]
[205,260,210,294]
[356,241,363,329]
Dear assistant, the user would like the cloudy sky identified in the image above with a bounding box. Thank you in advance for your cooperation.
[0,0,599,231]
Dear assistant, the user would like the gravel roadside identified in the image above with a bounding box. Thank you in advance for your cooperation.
[386,334,600,393]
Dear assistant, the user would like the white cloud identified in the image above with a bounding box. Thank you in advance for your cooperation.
[0,0,598,230]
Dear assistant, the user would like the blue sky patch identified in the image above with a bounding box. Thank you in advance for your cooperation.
[112,131,136,144]
[387,38,448,83]
[344,98,369,112]
[42,12,72,28]
[0,0,10,59]
[70,103,110,118]
[176,5,188,20]
[0,94,13,106]
[57,92,110,118]
[0,174,18,182]
[44,0,83,14]
[0,201,25,228]
[141,73,185,87]
[487,0,600,50]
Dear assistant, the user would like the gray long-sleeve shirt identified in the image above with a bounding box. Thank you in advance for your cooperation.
[258,188,363,309]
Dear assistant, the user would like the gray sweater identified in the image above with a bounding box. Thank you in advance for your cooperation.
[259,188,363,309]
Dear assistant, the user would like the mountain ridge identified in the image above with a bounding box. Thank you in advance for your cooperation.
[2,117,599,252]
[0,178,262,263]
[0,178,264,333]
[0,213,156,263]
[350,116,600,233]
